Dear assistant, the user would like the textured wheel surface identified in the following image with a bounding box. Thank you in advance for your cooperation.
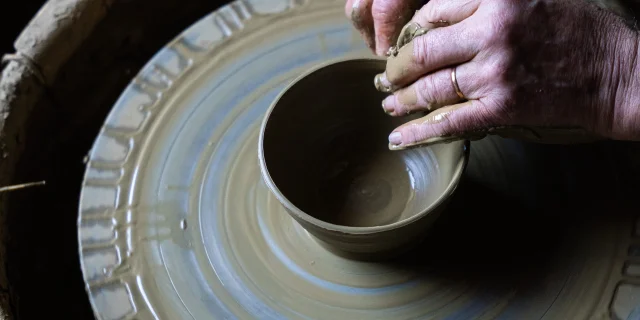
[78,0,640,319]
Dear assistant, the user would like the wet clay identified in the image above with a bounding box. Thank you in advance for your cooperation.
[385,41,416,85]
[395,85,419,106]
[260,59,468,256]
[308,145,414,227]
[77,0,640,318]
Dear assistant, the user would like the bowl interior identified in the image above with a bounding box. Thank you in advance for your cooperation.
[261,59,465,228]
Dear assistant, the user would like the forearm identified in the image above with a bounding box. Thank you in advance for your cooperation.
[607,17,640,140]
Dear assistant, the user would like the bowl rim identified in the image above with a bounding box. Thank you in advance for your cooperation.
[258,57,470,235]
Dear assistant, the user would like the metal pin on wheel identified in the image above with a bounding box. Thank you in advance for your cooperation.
[451,67,466,100]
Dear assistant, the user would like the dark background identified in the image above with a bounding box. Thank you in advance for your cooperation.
[2,2,110,319]
[0,1,47,55]
[1,1,224,319]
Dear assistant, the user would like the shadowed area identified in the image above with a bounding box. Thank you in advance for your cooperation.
[384,137,633,316]
[3,1,228,318]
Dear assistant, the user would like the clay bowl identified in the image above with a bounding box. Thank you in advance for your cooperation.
[259,58,469,260]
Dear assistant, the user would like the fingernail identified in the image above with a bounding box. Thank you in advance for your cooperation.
[382,96,394,114]
[389,132,402,145]
[374,73,393,93]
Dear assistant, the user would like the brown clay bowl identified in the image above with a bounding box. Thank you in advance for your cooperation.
[258,58,470,260]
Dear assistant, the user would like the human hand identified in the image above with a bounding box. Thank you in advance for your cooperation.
[345,0,424,56]
[373,0,640,149]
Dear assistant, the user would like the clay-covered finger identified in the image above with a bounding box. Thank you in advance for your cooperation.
[382,63,479,116]
[349,0,376,52]
[387,100,495,150]
[345,0,356,17]
[371,0,422,56]
[377,22,482,89]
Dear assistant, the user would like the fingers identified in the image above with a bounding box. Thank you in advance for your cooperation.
[371,0,422,56]
[377,21,482,90]
[346,0,423,56]
[387,100,496,150]
[381,62,480,116]
[377,0,501,150]
[374,0,482,90]
[412,0,480,26]
[347,0,376,51]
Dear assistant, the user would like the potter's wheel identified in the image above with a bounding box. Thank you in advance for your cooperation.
[77,1,640,319]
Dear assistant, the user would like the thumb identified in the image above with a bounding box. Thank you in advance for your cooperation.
[387,100,493,150]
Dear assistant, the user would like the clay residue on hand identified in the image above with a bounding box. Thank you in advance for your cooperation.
[350,0,376,51]
[385,41,417,87]
[395,85,418,106]
[376,21,430,92]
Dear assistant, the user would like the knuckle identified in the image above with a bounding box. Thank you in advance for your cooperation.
[371,1,388,21]
[412,34,431,66]
[421,2,439,22]
[483,59,505,81]
[483,25,507,47]
[483,51,513,85]
[407,123,431,142]
[371,0,406,45]
[482,10,514,46]
[372,0,405,25]
[416,76,439,108]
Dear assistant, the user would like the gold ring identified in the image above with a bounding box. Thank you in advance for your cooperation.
[451,67,465,99]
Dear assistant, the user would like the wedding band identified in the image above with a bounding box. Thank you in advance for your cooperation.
[451,67,465,99]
